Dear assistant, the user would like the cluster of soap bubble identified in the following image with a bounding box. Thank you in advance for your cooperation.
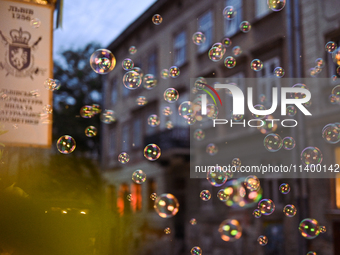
[329,85,340,105]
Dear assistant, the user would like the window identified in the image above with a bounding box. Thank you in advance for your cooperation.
[174,31,186,66]
[133,117,142,148]
[255,0,270,19]
[148,51,158,76]
[130,183,142,212]
[256,57,281,108]
[109,127,116,156]
[121,124,130,152]
[198,11,213,53]
[111,78,117,104]
[224,0,243,37]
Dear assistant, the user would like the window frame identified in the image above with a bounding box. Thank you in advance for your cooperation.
[174,30,187,67]
[224,0,243,37]
[197,10,214,54]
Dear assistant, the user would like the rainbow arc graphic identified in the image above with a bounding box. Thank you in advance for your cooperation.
[200,84,222,115]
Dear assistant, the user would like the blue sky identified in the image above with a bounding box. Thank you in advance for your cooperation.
[53,0,156,58]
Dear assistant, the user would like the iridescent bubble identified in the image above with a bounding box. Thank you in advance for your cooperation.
[206,143,218,155]
[190,246,202,255]
[208,46,224,62]
[91,104,101,114]
[90,49,116,74]
[132,169,147,184]
[164,227,171,234]
[100,110,116,124]
[166,121,173,129]
[286,105,297,116]
[307,252,317,255]
[163,106,173,116]
[240,21,251,33]
[207,169,228,187]
[150,193,157,200]
[190,218,197,225]
[161,69,169,79]
[232,46,242,56]
[251,59,263,71]
[252,104,267,119]
[222,37,232,48]
[192,32,206,45]
[85,126,97,137]
[194,77,207,90]
[244,175,260,191]
[148,114,160,127]
[233,114,244,121]
[56,135,76,154]
[314,66,322,74]
[218,219,242,242]
[291,83,309,99]
[44,78,61,91]
[169,66,180,78]
[118,152,130,164]
[144,144,161,161]
[315,58,325,68]
[279,183,290,194]
[80,105,95,118]
[43,104,53,114]
[301,147,323,166]
[194,129,205,141]
[264,133,283,152]
[152,14,163,25]
[200,190,211,201]
[267,0,286,11]
[274,67,285,77]
[178,101,194,119]
[253,209,262,218]
[131,67,144,78]
[136,96,148,106]
[332,48,340,66]
[122,58,134,71]
[322,123,340,144]
[143,74,157,89]
[224,56,236,68]
[30,18,41,28]
[154,193,179,218]
[257,235,268,246]
[299,218,320,239]
[332,85,340,98]
[123,71,142,90]
[283,137,296,150]
[283,204,297,217]
[164,88,179,103]
[332,75,338,82]
[319,226,326,233]
[329,94,340,105]
[217,189,229,201]
[325,41,337,53]
[223,6,237,20]
[207,104,219,119]
[258,199,275,215]
[231,158,241,170]
[257,115,278,134]
[129,46,137,55]
[309,68,317,78]
[127,194,132,201]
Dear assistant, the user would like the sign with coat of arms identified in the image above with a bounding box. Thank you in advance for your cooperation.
[0,0,53,147]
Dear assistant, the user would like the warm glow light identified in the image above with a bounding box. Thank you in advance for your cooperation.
[62,210,67,214]
[336,147,340,209]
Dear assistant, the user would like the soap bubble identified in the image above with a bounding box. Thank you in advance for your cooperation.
[100,110,116,124]
[80,105,95,118]
[127,194,132,201]
[178,101,194,119]
[129,46,137,55]
[329,94,340,104]
[299,218,320,239]
[283,204,297,217]
[91,104,101,114]
[252,104,267,119]
[279,183,290,194]
[332,85,340,98]
[231,158,242,170]
[301,147,323,166]
[56,135,76,154]
[244,175,260,191]
[222,37,232,47]
[152,14,163,25]
[322,123,340,144]
[232,46,242,56]
[90,49,116,74]
[251,59,263,71]
[267,0,286,11]
[132,169,147,184]
[319,226,326,233]
[190,218,197,225]
[240,21,251,33]
[122,58,134,71]
[206,143,218,155]
[283,137,296,150]
[332,48,340,66]
[307,252,317,255]
[233,114,244,121]
[194,77,207,90]
[144,144,161,161]
[123,71,142,89]
[223,6,237,20]
[257,116,278,134]
[315,58,325,68]
[161,69,169,79]
[253,209,262,218]
[154,193,179,218]
[148,114,160,127]
[85,126,97,137]
[264,133,283,152]
[131,67,144,78]
[257,235,268,246]
[136,96,148,106]
[166,121,173,129]
[143,74,157,89]
[150,193,157,200]
[164,88,179,103]
[200,190,211,201]
[44,78,61,91]
[43,104,53,114]
[164,227,171,234]
[286,105,297,116]
[258,199,275,215]
[325,41,337,53]
[208,46,224,62]
[190,246,202,255]
[118,152,130,164]
[163,106,173,116]
[217,189,229,201]
[194,129,205,141]
[207,169,228,187]
[169,66,180,78]
[30,18,41,28]
[224,56,236,68]
[274,67,285,77]
[192,32,206,45]
[218,219,242,242]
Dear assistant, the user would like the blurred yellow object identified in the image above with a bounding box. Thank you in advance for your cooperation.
[5,183,29,198]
